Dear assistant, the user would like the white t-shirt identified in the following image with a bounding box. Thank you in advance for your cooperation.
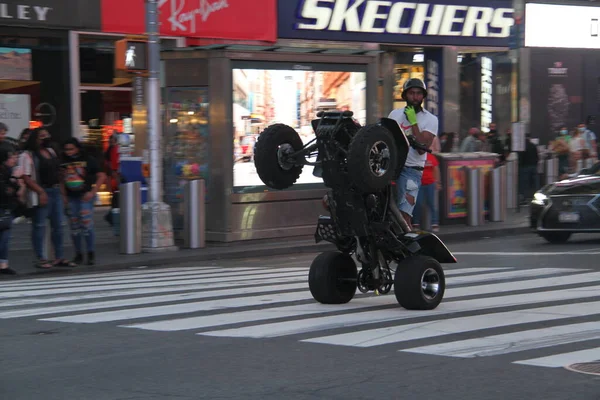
[388,107,439,167]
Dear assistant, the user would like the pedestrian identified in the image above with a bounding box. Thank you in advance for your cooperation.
[0,148,23,276]
[519,134,540,203]
[550,126,570,175]
[61,138,106,266]
[388,78,439,230]
[459,128,484,152]
[18,128,67,269]
[412,152,441,232]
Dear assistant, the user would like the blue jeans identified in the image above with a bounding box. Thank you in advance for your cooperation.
[396,167,423,216]
[0,225,11,263]
[33,187,64,260]
[413,183,439,226]
[68,196,96,253]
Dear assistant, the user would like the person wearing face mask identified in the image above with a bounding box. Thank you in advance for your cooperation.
[388,78,439,230]
[61,138,106,266]
[18,128,67,269]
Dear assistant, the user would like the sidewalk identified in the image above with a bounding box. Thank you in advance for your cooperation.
[4,206,531,278]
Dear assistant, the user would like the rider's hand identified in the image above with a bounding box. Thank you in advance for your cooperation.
[404,106,418,126]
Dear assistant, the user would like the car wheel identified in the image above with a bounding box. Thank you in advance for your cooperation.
[539,232,572,244]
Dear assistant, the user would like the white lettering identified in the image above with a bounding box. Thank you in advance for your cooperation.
[297,0,334,30]
[439,5,467,36]
[0,4,53,21]
[426,59,439,116]
[481,57,493,132]
[385,2,415,34]
[462,7,493,37]
[33,6,51,21]
[362,0,390,33]
[17,5,29,20]
[0,3,13,18]
[488,8,514,38]
[329,0,365,31]
[411,4,445,35]
[164,0,229,34]
[295,1,515,38]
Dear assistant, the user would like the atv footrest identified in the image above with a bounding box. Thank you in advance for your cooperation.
[370,222,421,254]
[315,216,340,244]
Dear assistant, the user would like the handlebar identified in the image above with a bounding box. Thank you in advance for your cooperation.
[407,135,432,153]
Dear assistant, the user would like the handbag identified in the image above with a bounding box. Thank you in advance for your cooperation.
[0,209,12,231]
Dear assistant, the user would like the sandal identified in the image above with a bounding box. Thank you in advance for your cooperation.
[34,259,52,269]
[53,259,77,268]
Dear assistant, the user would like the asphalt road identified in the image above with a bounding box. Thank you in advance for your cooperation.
[2,233,600,400]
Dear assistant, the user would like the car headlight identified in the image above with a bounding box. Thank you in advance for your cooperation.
[532,192,548,206]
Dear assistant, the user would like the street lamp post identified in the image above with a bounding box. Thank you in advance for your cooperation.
[141,0,177,252]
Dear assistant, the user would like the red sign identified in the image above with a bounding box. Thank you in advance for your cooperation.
[101,0,276,42]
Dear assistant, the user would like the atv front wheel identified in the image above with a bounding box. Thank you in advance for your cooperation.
[308,251,357,304]
[394,255,445,310]
[347,124,399,192]
[253,124,304,190]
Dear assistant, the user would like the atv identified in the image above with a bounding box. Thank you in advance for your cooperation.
[253,111,457,310]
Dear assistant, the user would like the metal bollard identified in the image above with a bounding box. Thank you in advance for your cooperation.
[465,167,485,227]
[490,165,507,222]
[576,159,584,173]
[545,157,559,185]
[506,157,518,209]
[183,179,206,249]
[120,181,141,254]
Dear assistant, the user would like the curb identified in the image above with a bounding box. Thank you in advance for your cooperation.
[12,225,531,278]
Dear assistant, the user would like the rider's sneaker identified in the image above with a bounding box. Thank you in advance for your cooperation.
[412,224,420,230]
[432,224,439,232]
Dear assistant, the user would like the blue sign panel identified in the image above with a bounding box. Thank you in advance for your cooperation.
[278,0,514,47]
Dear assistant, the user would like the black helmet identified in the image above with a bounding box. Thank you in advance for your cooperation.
[401,78,427,100]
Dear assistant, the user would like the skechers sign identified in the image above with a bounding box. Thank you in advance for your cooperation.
[279,0,514,46]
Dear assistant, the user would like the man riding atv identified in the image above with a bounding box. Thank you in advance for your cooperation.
[388,78,439,230]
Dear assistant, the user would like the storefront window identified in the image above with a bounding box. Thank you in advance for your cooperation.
[164,88,210,232]
[0,33,69,143]
[393,64,424,109]
[231,61,367,193]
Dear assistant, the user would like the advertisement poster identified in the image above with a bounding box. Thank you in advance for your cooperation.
[529,49,584,143]
[164,88,210,231]
[446,160,495,218]
[232,64,367,192]
[0,94,31,139]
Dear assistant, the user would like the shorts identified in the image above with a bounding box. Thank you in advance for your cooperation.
[396,167,423,216]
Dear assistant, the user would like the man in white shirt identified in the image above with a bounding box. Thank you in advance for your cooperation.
[388,78,439,230]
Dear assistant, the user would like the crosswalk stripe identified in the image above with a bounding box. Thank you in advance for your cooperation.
[0,282,311,319]
[446,268,584,285]
[301,301,600,347]
[199,285,600,339]
[0,270,309,299]
[121,302,382,332]
[40,291,314,323]
[514,347,600,368]
[0,267,310,292]
[402,321,600,358]
[0,267,259,288]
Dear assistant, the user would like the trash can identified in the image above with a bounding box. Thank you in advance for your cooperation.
[465,167,485,227]
[490,165,507,222]
[183,179,206,249]
[120,181,141,254]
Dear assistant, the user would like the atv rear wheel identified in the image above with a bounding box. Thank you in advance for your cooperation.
[347,124,399,192]
[308,251,357,304]
[394,255,445,310]
[253,124,304,190]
